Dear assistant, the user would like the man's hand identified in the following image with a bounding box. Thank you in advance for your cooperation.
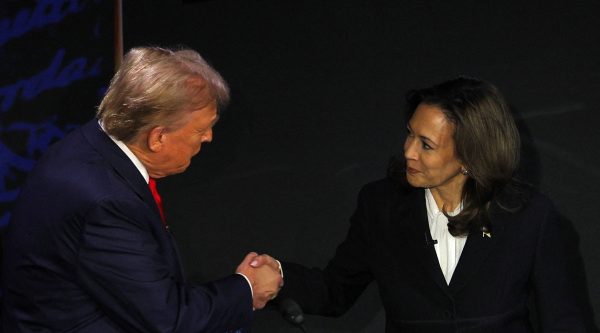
[248,253,282,275]
[236,252,284,309]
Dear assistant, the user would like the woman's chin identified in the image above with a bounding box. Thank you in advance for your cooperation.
[405,174,421,188]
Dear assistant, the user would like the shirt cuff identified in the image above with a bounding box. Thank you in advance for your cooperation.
[275,259,284,279]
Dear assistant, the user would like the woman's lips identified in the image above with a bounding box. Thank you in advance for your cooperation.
[406,167,420,174]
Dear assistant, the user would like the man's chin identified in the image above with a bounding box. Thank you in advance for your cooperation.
[174,162,191,174]
[152,166,189,178]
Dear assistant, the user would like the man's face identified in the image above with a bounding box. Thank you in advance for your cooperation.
[150,101,218,178]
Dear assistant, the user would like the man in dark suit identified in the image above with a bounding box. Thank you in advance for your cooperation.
[1,46,283,332]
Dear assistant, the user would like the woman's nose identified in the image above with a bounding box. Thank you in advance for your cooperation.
[403,137,418,160]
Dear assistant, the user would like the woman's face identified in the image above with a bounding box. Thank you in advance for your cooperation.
[403,103,467,194]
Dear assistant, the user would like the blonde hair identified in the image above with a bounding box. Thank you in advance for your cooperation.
[97,46,229,142]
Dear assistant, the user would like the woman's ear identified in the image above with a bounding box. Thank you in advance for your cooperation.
[147,126,166,153]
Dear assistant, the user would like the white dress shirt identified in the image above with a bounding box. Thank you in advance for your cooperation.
[425,188,467,284]
[99,121,149,183]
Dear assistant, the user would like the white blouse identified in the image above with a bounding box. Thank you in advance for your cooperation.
[425,188,467,284]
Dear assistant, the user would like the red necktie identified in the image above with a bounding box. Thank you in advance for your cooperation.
[148,178,166,225]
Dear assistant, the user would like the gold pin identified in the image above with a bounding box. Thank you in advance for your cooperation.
[483,231,491,238]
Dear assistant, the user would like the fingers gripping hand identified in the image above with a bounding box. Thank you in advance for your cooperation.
[250,254,282,276]
[236,252,284,309]
[251,264,282,309]
[236,252,259,274]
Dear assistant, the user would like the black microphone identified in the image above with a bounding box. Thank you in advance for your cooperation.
[424,232,438,247]
[279,298,307,332]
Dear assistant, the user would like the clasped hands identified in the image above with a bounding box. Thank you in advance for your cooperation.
[236,252,283,309]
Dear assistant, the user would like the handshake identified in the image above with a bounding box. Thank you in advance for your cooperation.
[236,252,284,309]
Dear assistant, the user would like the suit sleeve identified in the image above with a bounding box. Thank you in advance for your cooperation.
[531,200,594,332]
[278,186,375,317]
[75,196,253,333]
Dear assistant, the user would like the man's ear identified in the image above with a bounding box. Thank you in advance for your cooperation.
[147,126,165,152]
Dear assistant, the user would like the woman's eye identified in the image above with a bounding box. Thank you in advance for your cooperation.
[422,142,432,150]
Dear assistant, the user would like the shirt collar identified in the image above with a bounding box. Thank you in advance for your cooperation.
[98,120,150,184]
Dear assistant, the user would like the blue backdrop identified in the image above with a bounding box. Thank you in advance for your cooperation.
[0,0,114,226]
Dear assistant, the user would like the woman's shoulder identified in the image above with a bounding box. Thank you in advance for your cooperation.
[494,180,556,217]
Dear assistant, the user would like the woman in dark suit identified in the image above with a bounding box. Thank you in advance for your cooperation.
[275,77,592,332]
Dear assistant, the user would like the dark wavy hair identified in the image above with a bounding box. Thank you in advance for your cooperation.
[390,76,526,237]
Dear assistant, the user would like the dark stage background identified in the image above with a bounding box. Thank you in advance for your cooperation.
[121,0,600,331]
[120,1,600,331]
[2,0,599,332]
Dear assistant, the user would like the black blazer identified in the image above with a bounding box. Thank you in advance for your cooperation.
[2,120,252,332]
[280,178,590,332]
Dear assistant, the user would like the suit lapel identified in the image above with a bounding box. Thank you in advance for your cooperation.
[448,211,506,294]
[390,188,451,296]
[79,120,186,280]
[80,120,159,218]
[390,184,509,297]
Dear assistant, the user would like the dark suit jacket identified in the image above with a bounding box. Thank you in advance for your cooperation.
[280,178,590,332]
[1,120,253,332]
